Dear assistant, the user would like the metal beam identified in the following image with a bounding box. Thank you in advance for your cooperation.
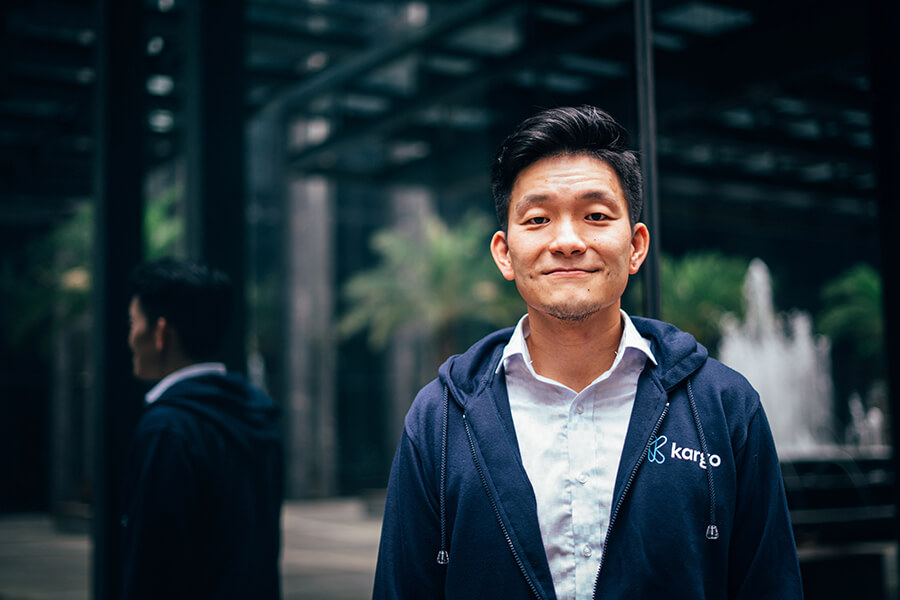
[184,0,247,373]
[867,0,900,584]
[635,0,661,319]
[287,2,635,170]
[262,0,514,116]
[90,0,145,598]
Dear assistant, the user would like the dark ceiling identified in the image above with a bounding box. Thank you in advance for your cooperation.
[0,0,880,287]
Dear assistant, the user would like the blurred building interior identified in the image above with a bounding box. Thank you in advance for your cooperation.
[1,0,898,598]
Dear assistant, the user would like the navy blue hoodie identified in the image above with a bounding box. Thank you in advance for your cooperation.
[120,373,283,600]
[373,317,803,599]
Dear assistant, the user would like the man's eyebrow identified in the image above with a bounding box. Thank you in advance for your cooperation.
[579,190,617,202]
[512,193,551,213]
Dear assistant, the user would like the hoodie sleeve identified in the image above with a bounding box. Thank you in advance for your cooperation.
[728,406,804,599]
[120,425,205,600]
[373,427,447,599]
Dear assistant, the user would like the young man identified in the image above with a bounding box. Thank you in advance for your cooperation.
[121,258,283,600]
[373,106,803,599]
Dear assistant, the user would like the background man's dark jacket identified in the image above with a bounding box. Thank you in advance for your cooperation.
[120,373,283,600]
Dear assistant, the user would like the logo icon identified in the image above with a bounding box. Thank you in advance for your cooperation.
[648,435,667,464]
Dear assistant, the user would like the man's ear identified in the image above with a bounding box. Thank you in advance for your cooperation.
[490,231,515,281]
[628,223,650,275]
[154,317,168,351]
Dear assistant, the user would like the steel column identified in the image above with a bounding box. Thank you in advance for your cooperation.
[184,0,247,372]
[868,0,900,583]
[91,0,145,597]
[634,0,662,319]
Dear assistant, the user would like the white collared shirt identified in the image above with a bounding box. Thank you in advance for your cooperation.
[145,362,227,404]
[499,311,656,600]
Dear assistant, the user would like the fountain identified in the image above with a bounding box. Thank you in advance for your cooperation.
[717,259,836,459]
[718,259,894,595]
[717,258,890,458]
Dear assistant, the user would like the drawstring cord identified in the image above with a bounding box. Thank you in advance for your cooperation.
[686,378,720,540]
[437,386,450,565]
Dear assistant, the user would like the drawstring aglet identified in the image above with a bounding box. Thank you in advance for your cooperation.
[436,550,449,565]
[706,525,720,540]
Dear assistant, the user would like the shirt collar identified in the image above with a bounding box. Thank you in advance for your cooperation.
[145,362,227,404]
[498,310,657,376]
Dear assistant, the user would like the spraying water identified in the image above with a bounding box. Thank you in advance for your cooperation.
[717,259,835,458]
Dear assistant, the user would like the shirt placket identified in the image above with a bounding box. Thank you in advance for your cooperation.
[568,385,602,598]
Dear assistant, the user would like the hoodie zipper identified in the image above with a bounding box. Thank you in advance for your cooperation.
[593,401,670,599]
[462,412,544,600]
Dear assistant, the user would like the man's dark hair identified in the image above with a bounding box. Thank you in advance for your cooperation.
[129,257,233,361]
[491,105,643,231]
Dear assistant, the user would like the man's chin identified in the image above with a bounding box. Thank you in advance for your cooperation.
[548,310,594,322]
[544,303,602,322]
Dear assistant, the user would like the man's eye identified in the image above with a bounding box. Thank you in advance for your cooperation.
[586,213,607,222]
[527,216,549,225]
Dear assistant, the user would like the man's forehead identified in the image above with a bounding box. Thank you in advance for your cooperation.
[511,156,624,201]
[515,152,618,180]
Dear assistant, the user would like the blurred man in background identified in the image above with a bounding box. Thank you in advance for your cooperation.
[122,257,283,600]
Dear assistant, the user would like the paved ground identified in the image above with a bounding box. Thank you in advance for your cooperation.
[0,498,382,600]
[4,501,900,600]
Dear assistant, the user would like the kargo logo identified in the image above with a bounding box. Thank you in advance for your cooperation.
[648,435,721,470]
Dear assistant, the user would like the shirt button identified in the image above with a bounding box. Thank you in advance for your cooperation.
[575,403,584,414]
[577,472,588,484]
[582,545,593,557]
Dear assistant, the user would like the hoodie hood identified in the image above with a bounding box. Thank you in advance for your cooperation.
[150,373,281,450]
[438,316,708,407]
[438,327,512,410]
[632,316,708,389]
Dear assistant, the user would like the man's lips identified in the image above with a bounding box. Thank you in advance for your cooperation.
[543,267,598,275]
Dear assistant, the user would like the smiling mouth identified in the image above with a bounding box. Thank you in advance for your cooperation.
[544,268,598,275]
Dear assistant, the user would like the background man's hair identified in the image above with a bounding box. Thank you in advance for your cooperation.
[491,105,643,231]
[129,257,233,361]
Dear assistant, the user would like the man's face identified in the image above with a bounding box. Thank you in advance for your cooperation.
[128,296,163,381]
[490,153,648,323]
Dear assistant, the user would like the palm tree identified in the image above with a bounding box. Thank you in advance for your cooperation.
[817,263,885,416]
[338,210,523,362]
[659,251,749,354]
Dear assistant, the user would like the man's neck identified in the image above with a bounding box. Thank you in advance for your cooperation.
[525,307,623,393]
[159,356,197,379]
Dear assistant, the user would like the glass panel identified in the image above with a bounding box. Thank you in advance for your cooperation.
[651,1,891,596]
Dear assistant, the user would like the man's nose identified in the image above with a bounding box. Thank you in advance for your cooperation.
[548,218,587,255]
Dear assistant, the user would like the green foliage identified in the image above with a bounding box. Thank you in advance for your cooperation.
[817,263,884,367]
[144,183,185,260]
[2,202,93,349]
[338,211,523,354]
[2,183,184,352]
[659,252,749,353]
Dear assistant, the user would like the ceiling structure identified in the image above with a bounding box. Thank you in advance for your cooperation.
[1,0,879,299]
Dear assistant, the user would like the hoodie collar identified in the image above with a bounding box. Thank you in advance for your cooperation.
[145,362,227,404]
[440,316,706,410]
[631,317,708,390]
